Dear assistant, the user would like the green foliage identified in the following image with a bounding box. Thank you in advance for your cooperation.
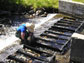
[73,0,84,3]
[3,0,58,10]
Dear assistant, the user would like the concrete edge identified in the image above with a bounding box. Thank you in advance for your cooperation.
[72,33,84,40]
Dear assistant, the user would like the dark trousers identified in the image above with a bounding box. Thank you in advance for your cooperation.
[16,31,29,44]
[16,31,35,45]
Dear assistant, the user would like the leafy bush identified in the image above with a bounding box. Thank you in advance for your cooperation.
[0,0,58,10]
[73,0,84,3]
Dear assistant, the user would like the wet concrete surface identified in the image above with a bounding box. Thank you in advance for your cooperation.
[56,50,70,63]
[0,14,57,51]
[0,13,71,63]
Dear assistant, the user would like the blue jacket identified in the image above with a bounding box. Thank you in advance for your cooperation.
[17,24,27,32]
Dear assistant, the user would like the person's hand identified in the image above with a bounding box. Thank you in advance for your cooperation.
[27,36,31,41]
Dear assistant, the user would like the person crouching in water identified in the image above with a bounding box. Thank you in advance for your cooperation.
[16,23,35,45]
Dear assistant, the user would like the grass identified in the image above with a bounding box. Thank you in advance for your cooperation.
[4,0,58,10]
[22,0,58,8]
[73,0,84,3]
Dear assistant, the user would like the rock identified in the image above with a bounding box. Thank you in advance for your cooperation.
[0,24,5,35]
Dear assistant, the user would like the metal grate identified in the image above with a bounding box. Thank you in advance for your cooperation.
[35,17,84,54]
[4,45,56,63]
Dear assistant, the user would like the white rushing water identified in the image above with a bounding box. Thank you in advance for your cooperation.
[0,14,57,51]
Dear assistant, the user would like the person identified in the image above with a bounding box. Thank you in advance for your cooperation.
[16,23,35,45]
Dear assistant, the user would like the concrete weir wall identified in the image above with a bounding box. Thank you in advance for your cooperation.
[71,33,84,62]
[59,0,84,18]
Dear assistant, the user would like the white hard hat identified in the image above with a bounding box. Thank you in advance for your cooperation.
[26,23,32,27]
[26,23,35,32]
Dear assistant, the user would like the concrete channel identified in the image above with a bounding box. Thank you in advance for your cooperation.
[0,0,84,63]
[0,14,56,51]
[0,14,58,63]
[0,13,84,63]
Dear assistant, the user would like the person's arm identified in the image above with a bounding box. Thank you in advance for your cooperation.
[21,27,25,40]
[21,32,25,40]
